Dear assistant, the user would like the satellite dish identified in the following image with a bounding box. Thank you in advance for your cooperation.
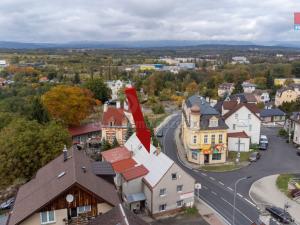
[66,194,74,203]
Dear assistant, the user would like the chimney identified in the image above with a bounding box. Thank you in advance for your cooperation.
[237,97,241,104]
[63,145,68,162]
[116,101,121,109]
[81,166,86,173]
[104,103,108,112]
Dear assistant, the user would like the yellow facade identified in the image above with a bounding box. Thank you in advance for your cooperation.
[274,78,300,86]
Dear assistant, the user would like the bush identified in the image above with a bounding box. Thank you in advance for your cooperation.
[184,206,198,216]
[152,104,165,114]
[278,128,288,137]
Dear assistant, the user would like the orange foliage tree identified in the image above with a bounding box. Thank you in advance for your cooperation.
[42,85,98,126]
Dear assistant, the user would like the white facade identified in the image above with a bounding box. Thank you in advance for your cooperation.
[225,106,261,144]
[106,80,131,100]
[232,56,249,64]
[228,137,250,152]
[242,82,256,93]
[293,122,300,145]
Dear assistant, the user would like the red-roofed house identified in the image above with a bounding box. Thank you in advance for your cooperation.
[112,158,137,173]
[101,146,131,163]
[227,131,250,152]
[102,105,129,145]
[68,122,101,143]
[122,165,149,182]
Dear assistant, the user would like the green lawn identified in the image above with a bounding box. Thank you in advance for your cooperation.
[276,174,294,195]
[228,151,254,162]
[200,163,244,172]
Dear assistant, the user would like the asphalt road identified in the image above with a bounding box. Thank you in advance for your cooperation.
[158,113,300,225]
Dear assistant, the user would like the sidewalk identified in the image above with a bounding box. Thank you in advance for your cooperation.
[249,175,300,224]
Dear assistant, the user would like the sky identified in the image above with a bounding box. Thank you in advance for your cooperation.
[0,0,299,43]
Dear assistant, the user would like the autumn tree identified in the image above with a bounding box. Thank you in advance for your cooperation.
[185,81,198,96]
[42,85,97,126]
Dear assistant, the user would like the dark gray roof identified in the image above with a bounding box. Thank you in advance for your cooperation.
[186,95,220,115]
[260,108,286,117]
[200,115,228,130]
[230,93,257,103]
[88,204,149,225]
[92,161,116,176]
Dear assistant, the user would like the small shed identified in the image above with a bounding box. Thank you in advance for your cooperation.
[228,131,250,152]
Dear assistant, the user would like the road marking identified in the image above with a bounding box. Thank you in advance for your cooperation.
[237,193,243,198]
[211,191,217,196]
[209,177,216,181]
[201,172,207,176]
[220,197,253,223]
[244,198,256,207]
[227,187,233,191]
[218,181,225,186]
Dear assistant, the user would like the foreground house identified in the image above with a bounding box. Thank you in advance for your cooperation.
[182,95,228,165]
[8,147,120,225]
[88,204,149,225]
[102,134,195,216]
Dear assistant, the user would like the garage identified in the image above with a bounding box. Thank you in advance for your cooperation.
[228,131,250,152]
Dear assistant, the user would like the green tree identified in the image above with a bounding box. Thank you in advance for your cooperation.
[0,118,70,187]
[30,97,49,123]
[126,123,134,141]
[266,70,274,89]
[73,72,81,84]
[292,61,300,78]
[83,78,111,102]
[101,138,112,151]
[111,137,120,148]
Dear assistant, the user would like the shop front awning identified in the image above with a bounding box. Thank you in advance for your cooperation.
[126,192,146,204]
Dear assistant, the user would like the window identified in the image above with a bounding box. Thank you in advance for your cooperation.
[177,185,183,192]
[233,124,236,130]
[77,205,91,214]
[110,121,113,127]
[218,134,223,143]
[177,200,184,207]
[192,151,198,160]
[204,135,208,144]
[159,204,167,211]
[249,125,252,131]
[235,113,238,119]
[193,135,197,144]
[159,188,166,196]
[171,173,177,180]
[212,153,222,160]
[248,114,251,119]
[209,118,218,127]
[211,135,215,144]
[40,211,55,224]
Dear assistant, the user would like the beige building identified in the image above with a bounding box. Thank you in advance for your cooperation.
[182,95,228,165]
[217,83,235,97]
[275,85,300,106]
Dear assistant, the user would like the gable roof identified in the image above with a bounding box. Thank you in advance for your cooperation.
[230,93,257,103]
[260,108,286,117]
[92,161,116,176]
[101,147,132,163]
[9,148,120,225]
[122,165,149,182]
[125,134,174,187]
[87,204,149,225]
[223,100,238,110]
[68,122,101,137]
[228,131,249,138]
[112,158,137,173]
[102,107,127,126]
[186,95,219,115]
[223,103,261,120]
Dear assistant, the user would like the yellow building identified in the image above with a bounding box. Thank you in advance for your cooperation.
[274,78,300,86]
[181,95,228,165]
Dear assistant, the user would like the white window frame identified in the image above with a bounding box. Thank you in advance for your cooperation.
[177,185,183,192]
[218,134,223,143]
[77,205,92,214]
[249,125,252,131]
[211,135,215,144]
[159,204,167,211]
[233,124,236,130]
[176,200,184,207]
[159,188,166,197]
[171,173,177,180]
[40,211,56,225]
[248,114,251,119]
[235,113,238,119]
[203,135,208,144]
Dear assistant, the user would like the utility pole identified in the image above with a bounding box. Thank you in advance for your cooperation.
[236,137,241,164]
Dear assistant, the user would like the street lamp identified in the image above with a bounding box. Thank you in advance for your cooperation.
[232,176,252,225]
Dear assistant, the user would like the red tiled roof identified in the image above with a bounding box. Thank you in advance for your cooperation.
[101,147,131,163]
[122,165,149,182]
[102,107,127,126]
[112,158,137,173]
[228,131,249,138]
[68,122,101,137]
[223,103,261,120]
[223,100,238,110]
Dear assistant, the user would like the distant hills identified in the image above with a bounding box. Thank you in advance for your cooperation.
[1,40,300,49]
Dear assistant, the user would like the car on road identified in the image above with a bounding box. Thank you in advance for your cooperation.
[0,197,15,210]
[259,142,268,150]
[266,206,294,224]
[260,135,268,144]
[156,129,163,137]
[249,152,261,162]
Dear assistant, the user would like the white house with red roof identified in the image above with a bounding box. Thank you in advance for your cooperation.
[101,134,195,216]
[227,131,250,152]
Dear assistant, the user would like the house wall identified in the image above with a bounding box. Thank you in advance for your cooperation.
[243,86,256,93]
[228,137,250,152]
[151,164,195,215]
[20,209,67,225]
[143,183,152,214]
[102,127,127,145]
[293,122,300,145]
[225,106,261,144]
[122,177,143,198]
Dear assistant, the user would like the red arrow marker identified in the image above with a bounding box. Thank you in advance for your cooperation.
[125,87,151,152]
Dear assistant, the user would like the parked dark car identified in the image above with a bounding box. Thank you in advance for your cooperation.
[266,206,294,224]
[259,142,268,150]
[156,129,163,137]
[249,152,261,162]
[0,197,15,210]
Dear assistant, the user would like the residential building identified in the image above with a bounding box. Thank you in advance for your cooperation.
[8,147,120,225]
[101,104,129,145]
[68,122,101,143]
[242,81,256,93]
[227,131,250,152]
[182,95,228,165]
[218,83,235,97]
[253,89,270,103]
[228,93,257,104]
[223,103,261,144]
[275,85,300,106]
[260,108,286,125]
[88,204,149,225]
[274,78,300,86]
[102,134,195,216]
[106,80,131,100]
[231,56,249,64]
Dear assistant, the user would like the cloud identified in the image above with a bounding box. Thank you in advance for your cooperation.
[0,0,299,42]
